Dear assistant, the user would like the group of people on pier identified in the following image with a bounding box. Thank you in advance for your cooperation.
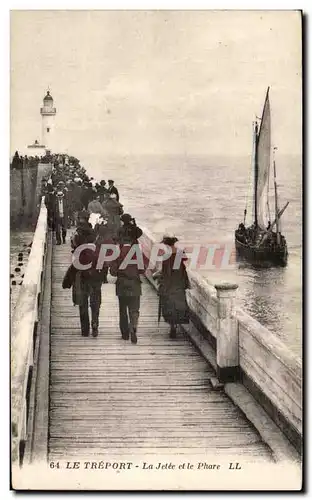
[43,161,122,245]
[11,150,55,169]
[42,158,190,344]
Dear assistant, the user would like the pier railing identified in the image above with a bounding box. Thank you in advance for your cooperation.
[140,228,302,454]
[11,198,48,465]
[237,308,302,452]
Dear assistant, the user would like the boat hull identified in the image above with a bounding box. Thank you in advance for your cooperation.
[235,234,288,267]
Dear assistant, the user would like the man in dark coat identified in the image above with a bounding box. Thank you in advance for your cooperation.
[71,210,94,250]
[71,211,106,337]
[107,179,119,201]
[11,151,22,169]
[102,194,123,239]
[71,180,84,224]
[81,182,94,210]
[98,180,109,203]
[53,187,69,245]
[44,183,56,230]
[118,213,143,244]
[93,221,115,284]
[110,238,147,344]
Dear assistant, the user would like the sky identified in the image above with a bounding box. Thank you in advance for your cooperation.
[10,10,302,159]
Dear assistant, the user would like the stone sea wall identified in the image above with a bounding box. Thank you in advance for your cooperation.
[10,163,53,228]
[10,167,38,227]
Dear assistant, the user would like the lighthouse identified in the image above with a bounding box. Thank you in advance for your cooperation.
[40,90,56,152]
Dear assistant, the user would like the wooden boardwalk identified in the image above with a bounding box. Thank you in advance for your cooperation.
[49,239,274,462]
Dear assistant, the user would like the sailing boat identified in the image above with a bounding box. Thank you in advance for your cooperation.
[235,87,289,267]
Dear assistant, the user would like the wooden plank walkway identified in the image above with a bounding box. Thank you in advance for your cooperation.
[49,239,274,462]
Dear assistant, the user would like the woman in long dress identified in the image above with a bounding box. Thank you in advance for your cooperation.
[154,236,190,339]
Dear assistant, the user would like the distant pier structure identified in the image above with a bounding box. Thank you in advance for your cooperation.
[27,139,46,157]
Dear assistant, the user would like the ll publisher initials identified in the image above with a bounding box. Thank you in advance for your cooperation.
[229,462,242,470]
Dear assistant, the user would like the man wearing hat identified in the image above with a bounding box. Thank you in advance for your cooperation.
[53,184,69,245]
[102,193,123,239]
[70,210,93,250]
[80,181,93,210]
[44,183,56,230]
[70,210,106,337]
[98,180,109,203]
[118,213,143,244]
[107,179,119,202]
[109,234,147,344]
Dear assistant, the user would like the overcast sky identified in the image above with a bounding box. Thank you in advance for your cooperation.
[10,10,302,158]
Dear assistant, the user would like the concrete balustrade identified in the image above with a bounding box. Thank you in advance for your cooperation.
[215,283,239,382]
[140,228,302,454]
[11,198,48,465]
[237,307,302,452]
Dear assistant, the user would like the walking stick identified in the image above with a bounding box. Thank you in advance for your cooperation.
[158,293,162,325]
[157,290,163,334]
[153,271,162,330]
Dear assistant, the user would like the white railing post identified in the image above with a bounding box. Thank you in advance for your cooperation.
[215,282,239,383]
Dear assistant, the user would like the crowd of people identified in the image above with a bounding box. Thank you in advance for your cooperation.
[10,150,44,169]
[41,157,190,344]
[42,161,123,245]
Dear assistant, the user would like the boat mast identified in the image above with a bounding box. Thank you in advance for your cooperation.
[244,121,255,225]
[253,120,259,227]
[273,147,281,244]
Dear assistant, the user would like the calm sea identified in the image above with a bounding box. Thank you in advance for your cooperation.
[80,153,302,357]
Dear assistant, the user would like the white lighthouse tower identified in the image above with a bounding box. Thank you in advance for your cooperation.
[40,90,56,153]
